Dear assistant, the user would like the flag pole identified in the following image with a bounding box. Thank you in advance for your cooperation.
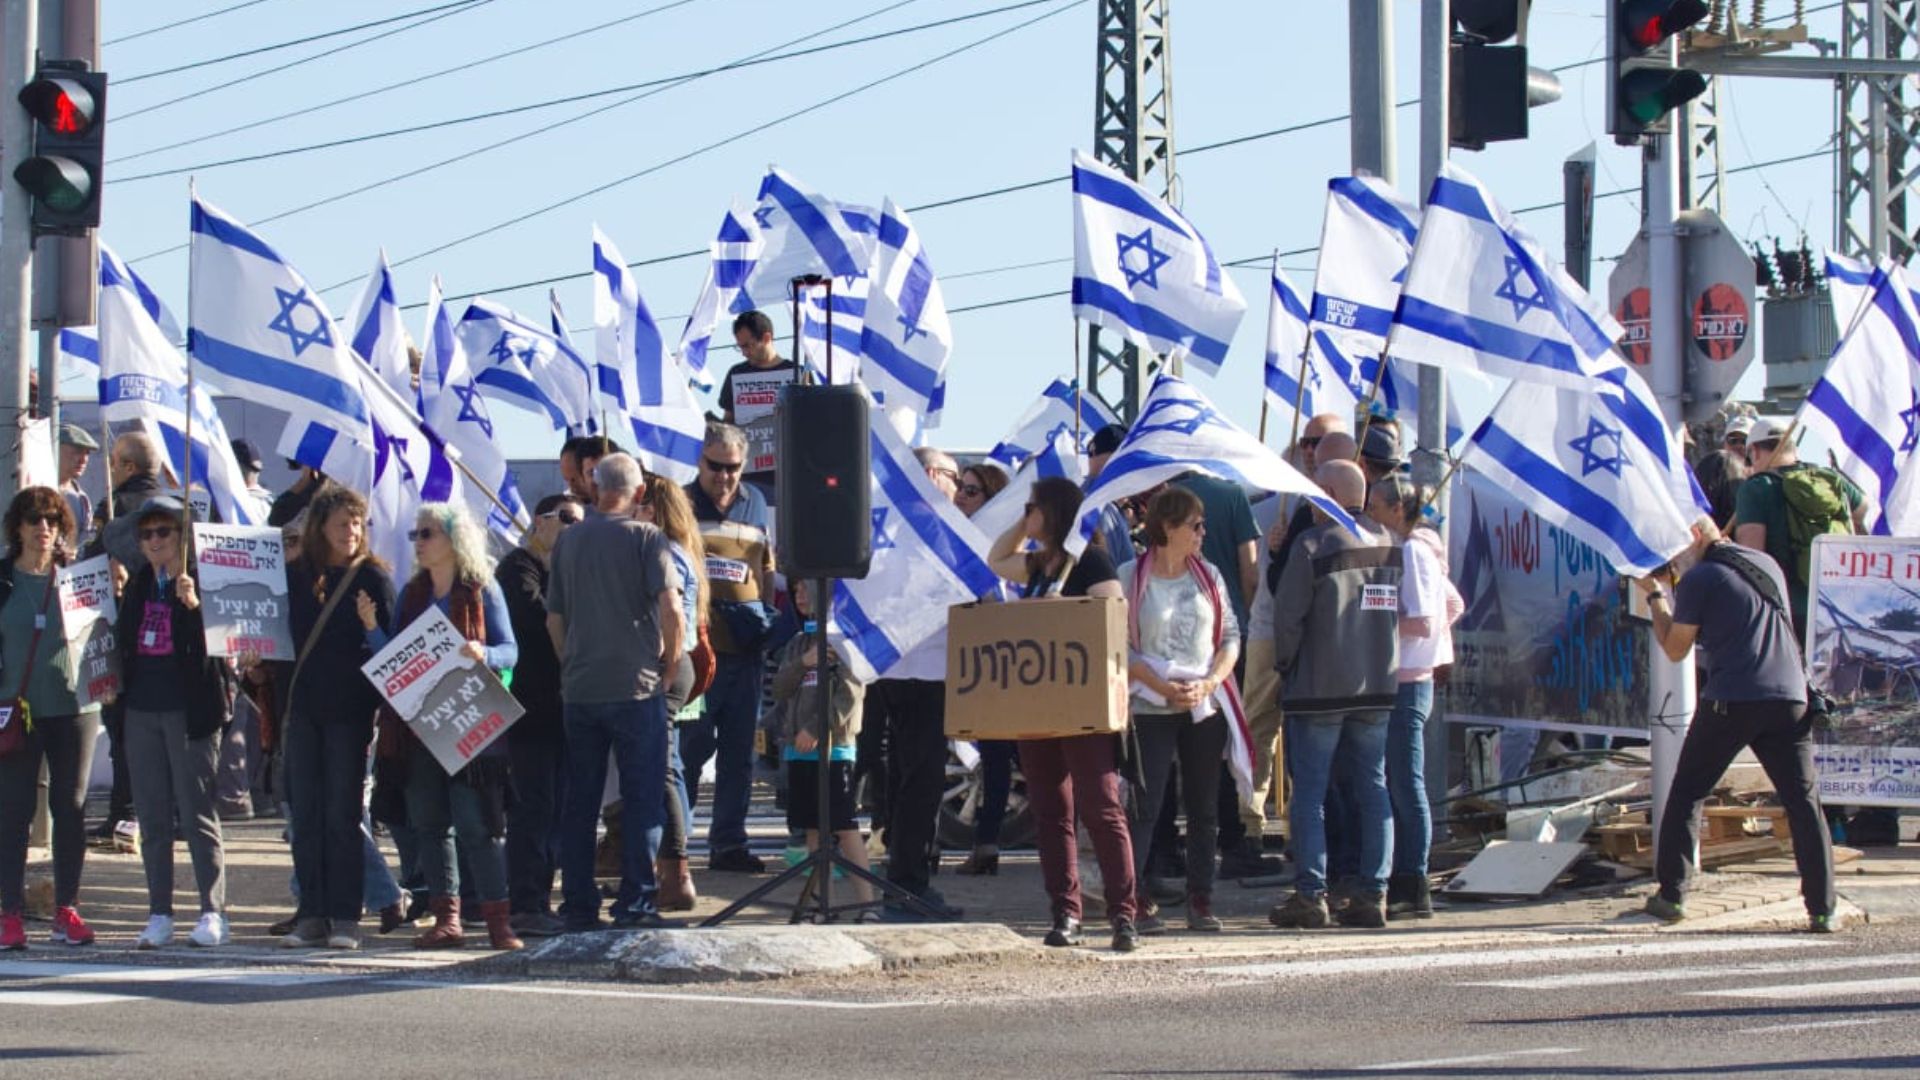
[1072,321,1083,447]
[182,177,197,555]
[444,451,531,542]
[1353,340,1394,461]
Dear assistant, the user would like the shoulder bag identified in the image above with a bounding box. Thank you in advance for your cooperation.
[0,573,60,758]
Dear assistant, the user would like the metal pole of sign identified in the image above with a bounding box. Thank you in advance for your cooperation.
[0,0,39,505]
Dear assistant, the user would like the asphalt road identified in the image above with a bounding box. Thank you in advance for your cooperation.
[4,922,1919,1078]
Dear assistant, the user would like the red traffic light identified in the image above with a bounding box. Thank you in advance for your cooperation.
[18,76,97,136]
[1622,0,1710,49]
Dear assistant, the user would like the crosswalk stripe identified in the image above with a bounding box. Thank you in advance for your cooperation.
[1694,976,1920,1001]
[385,978,930,1010]
[0,961,363,987]
[1460,952,1920,990]
[0,989,141,1006]
[1737,1018,1893,1034]
[1199,936,1821,979]
[1355,1048,1582,1071]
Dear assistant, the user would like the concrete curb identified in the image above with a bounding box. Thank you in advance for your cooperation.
[489,923,1042,984]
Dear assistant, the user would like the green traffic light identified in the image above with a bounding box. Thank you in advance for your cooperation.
[13,156,92,212]
[1619,67,1709,125]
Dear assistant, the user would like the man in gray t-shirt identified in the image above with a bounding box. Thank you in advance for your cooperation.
[545,453,685,929]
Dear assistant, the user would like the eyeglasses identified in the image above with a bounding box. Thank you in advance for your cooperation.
[540,510,583,526]
[931,467,960,484]
[1298,436,1324,449]
[702,457,744,475]
[1180,518,1207,532]
[1725,435,1747,446]
[22,513,59,527]
[138,525,177,541]
[407,528,441,542]
[958,483,986,498]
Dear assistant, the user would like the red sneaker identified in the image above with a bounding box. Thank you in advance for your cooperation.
[0,911,24,950]
[52,906,95,946]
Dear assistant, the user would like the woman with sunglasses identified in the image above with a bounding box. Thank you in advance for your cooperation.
[949,461,1015,877]
[0,488,98,950]
[985,477,1138,951]
[112,496,236,949]
[1116,486,1240,934]
[951,462,1008,519]
[638,475,709,911]
[359,503,519,950]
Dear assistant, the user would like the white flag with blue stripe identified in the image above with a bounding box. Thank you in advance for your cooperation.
[859,199,952,427]
[677,200,761,392]
[743,167,875,308]
[1265,260,1351,426]
[457,297,595,435]
[345,250,415,406]
[1826,252,1875,339]
[797,277,866,386]
[422,276,529,541]
[592,230,703,482]
[1071,150,1246,376]
[829,393,1003,684]
[189,197,374,487]
[1393,163,1624,391]
[971,428,1085,547]
[1310,176,1420,399]
[547,290,600,435]
[98,244,257,526]
[1463,373,1698,577]
[1797,260,1920,536]
[1068,374,1357,558]
[986,377,1119,468]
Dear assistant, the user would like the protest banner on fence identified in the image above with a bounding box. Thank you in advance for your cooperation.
[1808,535,1920,807]
[56,555,119,710]
[361,607,524,773]
[1447,469,1652,737]
[192,524,295,660]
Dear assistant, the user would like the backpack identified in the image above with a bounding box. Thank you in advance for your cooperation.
[1778,466,1854,584]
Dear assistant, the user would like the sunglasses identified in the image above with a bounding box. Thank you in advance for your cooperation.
[138,525,177,541]
[958,483,986,498]
[1179,518,1207,532]
[702,457,743,475]
[1725,435,1747,446]
[1298,436,1324,449]
[540,511,582,526]
[1023,502,1038,515]
[22,513,60,527]
[407,528,441,542]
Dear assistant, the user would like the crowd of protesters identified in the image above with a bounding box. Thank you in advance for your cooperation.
[0,311,1847,953]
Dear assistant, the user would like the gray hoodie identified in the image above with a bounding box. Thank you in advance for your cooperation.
[1269,513,1402,715]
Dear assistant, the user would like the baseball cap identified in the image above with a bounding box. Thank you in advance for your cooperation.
[1748,418,1789,446]
[1089,423,1128,457]
[58,424,98,450]
[230,438,264,472]
[1724,415,1755,439]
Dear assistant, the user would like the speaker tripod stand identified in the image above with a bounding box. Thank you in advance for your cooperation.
[699,576,957,927]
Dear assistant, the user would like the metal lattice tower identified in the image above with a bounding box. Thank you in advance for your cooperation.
[1085,0,1175,424]
[1837,0,1920,259]
[1680,81,1728,213]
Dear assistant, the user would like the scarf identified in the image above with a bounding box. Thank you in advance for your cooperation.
[1126,551,1256,801]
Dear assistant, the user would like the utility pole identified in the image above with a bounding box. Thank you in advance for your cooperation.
[0,0,39,503]
[1349,0,1395,183]
[1417,0,1449,517]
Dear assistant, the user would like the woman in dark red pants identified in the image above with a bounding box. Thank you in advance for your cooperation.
[987,477,1138,951]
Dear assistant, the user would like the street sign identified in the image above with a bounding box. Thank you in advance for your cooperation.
[1605,207,1756,421]
[1608,229,1652,368]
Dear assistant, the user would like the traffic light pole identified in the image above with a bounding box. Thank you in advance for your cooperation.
[0,0,38,504]
[1416,0,1450,525]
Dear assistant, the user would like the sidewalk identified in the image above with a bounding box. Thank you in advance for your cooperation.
[14,802,1920,980]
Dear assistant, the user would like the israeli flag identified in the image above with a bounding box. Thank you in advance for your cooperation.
[1264,261,1351,428]
[548,290,599,435]
[457,298,595,435]
[362,357,461,582]
[421,276,529,541]
[1068,374,1357,558]
[986,377,1120,468]
[971,427,1085,546]
[97,244,257,526]
[829,392,1003,684]
[859,199,952,428]
[1071,150,1246,376]
[188,197,374,488]
[591,226,667,416]
[1311,176,1420,383]
[1463,374,1698,577]
[743,166,875,307]
[677,199,762,391]
[797,277,867,386]
[344,250,415,406]
[1393,163,1624,391]
[1798,260,1920,536]
[1826,252,1875,339]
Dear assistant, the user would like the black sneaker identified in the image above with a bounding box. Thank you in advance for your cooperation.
[708,849,767,874]
[1110,920,1140,952]
[1043,914,1082,948]
[1135,910,1168,936]
[563,915,611,934]
[1219,838,1284,879]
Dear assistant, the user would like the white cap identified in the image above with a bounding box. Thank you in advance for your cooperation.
[1748,417,1790,445]
[1724,415,1755,438]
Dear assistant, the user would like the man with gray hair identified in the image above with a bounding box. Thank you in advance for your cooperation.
[547,452,685,929]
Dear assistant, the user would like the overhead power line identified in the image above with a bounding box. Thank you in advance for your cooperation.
[104,0,286,48]
[118,0,487,84]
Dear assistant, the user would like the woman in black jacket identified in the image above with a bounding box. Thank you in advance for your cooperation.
[113,496,235,949]
[281,487,395,951]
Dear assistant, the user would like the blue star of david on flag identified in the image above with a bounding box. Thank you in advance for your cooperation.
[871,507,895,551]
[1568,417,1626,478]
[896,311,928,343]
[1493,255,1553,322]
[1116,228,1174,290]
[374,425,417,485]
[1901,389,1920,455]
[489,331,536,367]
[753,205,776,230]
[1134,394,1220,439]
[267,287,333,357]
[451,381,494,439]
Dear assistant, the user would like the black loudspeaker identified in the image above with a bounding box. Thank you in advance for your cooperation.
[776,384,871,579]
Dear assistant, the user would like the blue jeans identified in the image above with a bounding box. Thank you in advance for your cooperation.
[1388,681,1434,878]
[1287,710,1391,897]
[562,698,668,921]
[281,808,404,913]
[406,751,509,904]
[679,652,761,854]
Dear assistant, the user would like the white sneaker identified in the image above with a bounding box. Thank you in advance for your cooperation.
[135,914,174,950]
[188,912,229,948]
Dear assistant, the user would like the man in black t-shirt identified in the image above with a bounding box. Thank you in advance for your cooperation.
[716,310,800,498]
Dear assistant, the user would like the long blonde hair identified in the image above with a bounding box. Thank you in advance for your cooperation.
[643,476,708,627]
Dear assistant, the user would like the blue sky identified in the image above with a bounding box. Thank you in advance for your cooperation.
[93,0,1840,457]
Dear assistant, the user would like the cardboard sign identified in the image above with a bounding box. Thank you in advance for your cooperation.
[730,368,797,425]
[944,596,1130,741]
[362,606,525,774]
[1807,535,1920,807]
[55,555,120,710]
[192,524,296,660]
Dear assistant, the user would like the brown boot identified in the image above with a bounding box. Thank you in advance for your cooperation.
[412,896,464,949]
[656,856,696,912]
[480,900,523,951]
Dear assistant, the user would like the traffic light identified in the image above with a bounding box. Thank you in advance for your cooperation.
[1449,1,1562,151]
[14,63,106,236]
[1607,1,1710,144]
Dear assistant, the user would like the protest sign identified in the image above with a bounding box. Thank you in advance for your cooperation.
[1808,535,1920,806]
[192,524,295,660]
[945,596,1130,740]
[56,555,119,710]
[729,367,797,425]
[1447,469,1652,736]
[362,607,524,774]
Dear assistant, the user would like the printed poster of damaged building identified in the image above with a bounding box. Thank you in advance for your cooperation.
[1808,536,1920,806]
[361,607,524,775]
[1447,470,1651,736]
[192,524,296,660]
